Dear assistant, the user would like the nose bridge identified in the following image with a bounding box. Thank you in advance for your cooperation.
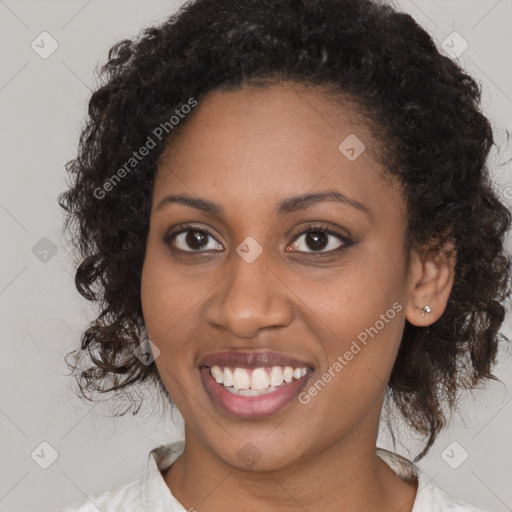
[206,243,293,337]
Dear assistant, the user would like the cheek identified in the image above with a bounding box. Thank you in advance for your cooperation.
[288,245,405,338]
[141,243,206,341]
[141,251,201,409]
[288,245,406,395]
[140,252,196,386]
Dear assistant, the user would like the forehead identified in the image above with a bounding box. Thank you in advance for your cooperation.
[152,82,404,220]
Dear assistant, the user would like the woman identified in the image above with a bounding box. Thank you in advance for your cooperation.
[58,0,511,510]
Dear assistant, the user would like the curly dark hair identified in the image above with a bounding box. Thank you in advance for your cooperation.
[59,0,512,461]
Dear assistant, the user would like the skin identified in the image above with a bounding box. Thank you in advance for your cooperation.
[140,82,456,512]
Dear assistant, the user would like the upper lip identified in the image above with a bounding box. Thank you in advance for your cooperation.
[198,350,314,370]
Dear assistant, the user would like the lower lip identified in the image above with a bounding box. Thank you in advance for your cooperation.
[200,367,312,419]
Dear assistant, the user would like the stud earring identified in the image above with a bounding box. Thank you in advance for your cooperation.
[421,305,431,317]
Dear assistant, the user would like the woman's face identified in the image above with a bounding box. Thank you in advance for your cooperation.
[141,82,417,471]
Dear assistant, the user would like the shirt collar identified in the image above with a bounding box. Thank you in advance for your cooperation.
[142,440,186,511]
[140,441,452,512]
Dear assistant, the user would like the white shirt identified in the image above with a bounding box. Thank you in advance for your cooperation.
[58,441,486,511]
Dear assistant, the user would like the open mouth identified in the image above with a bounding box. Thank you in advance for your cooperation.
[208,365,308,396]
[198,352,314,419]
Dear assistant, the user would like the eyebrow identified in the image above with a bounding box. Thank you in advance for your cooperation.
[155,189,370,217]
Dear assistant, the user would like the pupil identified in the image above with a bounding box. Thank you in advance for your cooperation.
[307,232,327,250]
[186,230,207,249]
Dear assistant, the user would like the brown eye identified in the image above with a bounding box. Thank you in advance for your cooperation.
[288,226,350,254]
[304,231,329,251]
[185,230,209,250]
[166,227,223,252]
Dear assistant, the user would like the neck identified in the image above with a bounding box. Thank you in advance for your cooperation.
[162,424,417,512]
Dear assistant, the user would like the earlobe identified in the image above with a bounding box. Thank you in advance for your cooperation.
[405,240,456,327]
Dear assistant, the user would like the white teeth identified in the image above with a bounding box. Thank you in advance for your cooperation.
[209,365,308,392]
[269,366,284,387]
[239,387,272,397]
[283,366,294,383]
[233,368,251,389]
[225,386,278,396]
[251,368,270,391]
[211,365,223,383]
[223,367,233,387]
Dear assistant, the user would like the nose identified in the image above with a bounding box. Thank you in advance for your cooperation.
[205,248,294,338]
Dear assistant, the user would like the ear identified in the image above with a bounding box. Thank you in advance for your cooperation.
[405,238,456,327]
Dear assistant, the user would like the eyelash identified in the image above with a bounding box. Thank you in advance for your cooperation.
[164,224,353,256]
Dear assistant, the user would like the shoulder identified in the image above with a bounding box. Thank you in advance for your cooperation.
[57,441,186,512]
[58,473,144,512]
[376,447,488,512]
[415,477,488,512]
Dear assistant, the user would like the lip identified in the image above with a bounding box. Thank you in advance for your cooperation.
[198,350,314,370]
[200,367,312,419]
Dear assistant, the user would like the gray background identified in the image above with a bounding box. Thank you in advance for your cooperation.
[1,1,511,511]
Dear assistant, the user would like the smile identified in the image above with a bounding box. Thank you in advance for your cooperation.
[210,365,308,396]
[199,351,314,419]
